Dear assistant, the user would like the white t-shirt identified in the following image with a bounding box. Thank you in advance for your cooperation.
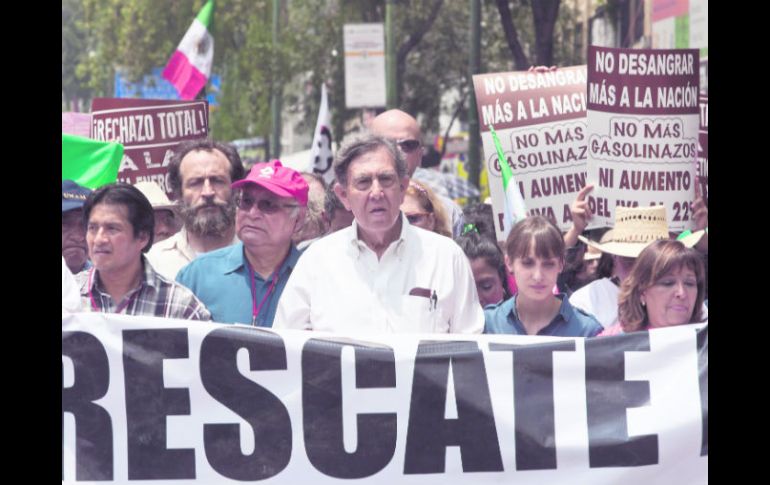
[274,215,484,334]
[569,277,620,328]
[62,257,82,313]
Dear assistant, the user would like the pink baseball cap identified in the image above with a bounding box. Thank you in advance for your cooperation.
[231,160,309,207]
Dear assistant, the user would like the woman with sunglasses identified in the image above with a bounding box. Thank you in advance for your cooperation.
[400,180,451,237]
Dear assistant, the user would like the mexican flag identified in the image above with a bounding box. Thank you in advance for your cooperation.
[61,134,123,189]
[489,124,527,239]
[162,0,214,100]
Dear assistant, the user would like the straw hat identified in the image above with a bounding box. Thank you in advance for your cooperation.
[134,181,176,211]
[582,243,603,261]
[578,206,704,258]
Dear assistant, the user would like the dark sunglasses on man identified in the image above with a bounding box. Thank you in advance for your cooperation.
[235,193,299,214]
[396,138,422,154]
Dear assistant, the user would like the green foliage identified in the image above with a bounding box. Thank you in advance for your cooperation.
[62,0,92,107]
[67,0,581,145]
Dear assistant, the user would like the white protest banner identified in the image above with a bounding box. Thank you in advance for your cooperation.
[586,47,700,231]
[698,94,708,200]
[90,98,209,197]
[472,66,591,239]
[63,313,707,484]
[344,23,387,108]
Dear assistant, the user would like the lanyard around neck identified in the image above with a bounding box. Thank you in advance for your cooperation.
[248,254,289,326]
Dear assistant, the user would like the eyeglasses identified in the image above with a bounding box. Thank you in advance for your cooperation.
[396,139,422,154]
[351,172,399,191]
[235,194,298,214]
[405,212,431,225]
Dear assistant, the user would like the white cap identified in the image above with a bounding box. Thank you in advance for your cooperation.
[134,181,176,211]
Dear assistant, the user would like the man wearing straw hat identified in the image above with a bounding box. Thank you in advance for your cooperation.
[568,205,705,329]
[134,181,182,244]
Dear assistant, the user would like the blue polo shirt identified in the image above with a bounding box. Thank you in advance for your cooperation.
[484,294,602,337]
[176,242,302,326]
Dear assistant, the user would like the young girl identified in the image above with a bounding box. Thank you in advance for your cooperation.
[484,216,602,336]
[455,230,511,308]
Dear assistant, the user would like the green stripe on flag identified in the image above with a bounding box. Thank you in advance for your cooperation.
[196,0,214,27]
[489,124,513,191]
[62,134,123,189]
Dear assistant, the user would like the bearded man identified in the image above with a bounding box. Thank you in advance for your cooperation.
[147,139,245,280]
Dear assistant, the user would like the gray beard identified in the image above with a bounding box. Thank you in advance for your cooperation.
[181,201,236,238]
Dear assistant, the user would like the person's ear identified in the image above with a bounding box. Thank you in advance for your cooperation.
[398,176,409,204]
[333,183,352,211]
[504,253,514,273]
[293,207,308,234]
[137,231,151,251]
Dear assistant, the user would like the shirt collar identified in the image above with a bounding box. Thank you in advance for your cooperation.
[226,242,302,276]
[89,255,156,293]
[347,213,410,259]
[176,228,240,260]
[509,293,571,326]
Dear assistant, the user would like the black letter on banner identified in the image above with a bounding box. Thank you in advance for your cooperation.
[696,325,708,456]
[585,332,658,467]
[303,338,397,478]
[490,340,576,470]
[404,341,503,473]
[123,329,195,479]
[200,327,292,480]
[62,331,113,480]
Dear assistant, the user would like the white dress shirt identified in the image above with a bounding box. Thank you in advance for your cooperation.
[274,214,484,334]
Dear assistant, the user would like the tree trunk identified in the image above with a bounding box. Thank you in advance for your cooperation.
[494,0,530,70]
[395,0,445,105]
[531,0,561,66]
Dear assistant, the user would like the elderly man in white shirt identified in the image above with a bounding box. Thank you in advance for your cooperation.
[274,134,484,334]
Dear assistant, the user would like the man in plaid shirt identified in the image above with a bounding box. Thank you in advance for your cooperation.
[74,183,211,321]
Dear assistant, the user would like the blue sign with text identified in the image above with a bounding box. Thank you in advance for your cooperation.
[114,67,221,106]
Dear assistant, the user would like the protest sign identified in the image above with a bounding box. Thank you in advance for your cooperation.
[90,98,209,197]
[62,112,93,138]
[586,47,700,231]
[63,313,707,484]
[473,66,591,239]
[698,94,708,200]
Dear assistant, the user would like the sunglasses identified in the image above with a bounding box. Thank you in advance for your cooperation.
[351,172,399,191]
[235,194,298,214]
[396,139,422,153]
[405,212,431,225]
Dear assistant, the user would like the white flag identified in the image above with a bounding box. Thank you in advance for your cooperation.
[310,84,335,184]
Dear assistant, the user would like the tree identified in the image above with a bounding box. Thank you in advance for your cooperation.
[62,0,93,110]
[492,0,582,69]
[67,0,581,147]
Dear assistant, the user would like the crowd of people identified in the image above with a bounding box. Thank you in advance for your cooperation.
[62,108,709,337]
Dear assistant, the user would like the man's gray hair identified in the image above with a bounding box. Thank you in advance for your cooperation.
[333,133,407,185]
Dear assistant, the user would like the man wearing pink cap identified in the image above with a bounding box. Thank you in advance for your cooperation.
[176,160,308,325]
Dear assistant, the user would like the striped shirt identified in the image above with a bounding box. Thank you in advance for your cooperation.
[75,256,211,321]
